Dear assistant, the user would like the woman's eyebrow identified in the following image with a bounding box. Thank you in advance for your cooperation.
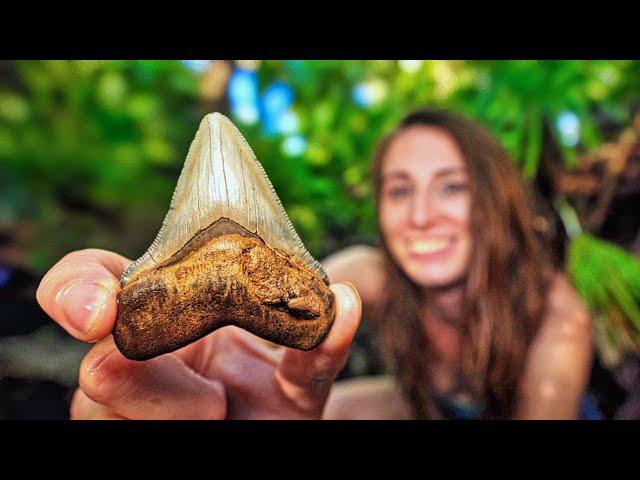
[381,171,411,182]
[434,167,467,178]
[382,167,467,182]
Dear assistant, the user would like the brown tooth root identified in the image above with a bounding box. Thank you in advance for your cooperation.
[114,232,335,361]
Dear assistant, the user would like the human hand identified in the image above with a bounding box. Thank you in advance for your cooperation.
[36,248,361,419]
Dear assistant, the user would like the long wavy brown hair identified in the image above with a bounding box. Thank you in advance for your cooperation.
[371,108,557,419]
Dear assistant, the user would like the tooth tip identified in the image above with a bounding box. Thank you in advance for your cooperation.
[202,112,232,129]
[200,113,245,146]
[203,111,226,121]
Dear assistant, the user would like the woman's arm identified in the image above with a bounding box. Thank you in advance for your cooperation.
[323,376,412,419]
[513,273,594,419]
[321,246,406,419]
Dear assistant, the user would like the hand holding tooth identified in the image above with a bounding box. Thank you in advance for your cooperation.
[37,250,360,419]
[36,113,362,419]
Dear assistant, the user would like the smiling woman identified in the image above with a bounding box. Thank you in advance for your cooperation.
[378,125,472,288]
[322,108,595,419]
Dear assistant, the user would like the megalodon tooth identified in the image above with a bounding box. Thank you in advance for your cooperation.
[113,113,335,361]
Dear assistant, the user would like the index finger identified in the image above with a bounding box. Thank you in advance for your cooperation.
[36,248,132,342]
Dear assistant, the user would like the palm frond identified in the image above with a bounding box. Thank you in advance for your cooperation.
[567,232,640,361]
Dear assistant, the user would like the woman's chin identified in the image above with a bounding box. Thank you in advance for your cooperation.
[405,268,466,290]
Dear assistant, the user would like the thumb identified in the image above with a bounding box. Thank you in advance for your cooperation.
[276,282,362,413]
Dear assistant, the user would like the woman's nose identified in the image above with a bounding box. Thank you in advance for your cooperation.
[409,191,434,227]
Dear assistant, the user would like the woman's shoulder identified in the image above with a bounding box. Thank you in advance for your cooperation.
[322,245,388,306]
[540,271,592,338]
[323,375,412,420]
[322,244,385,271]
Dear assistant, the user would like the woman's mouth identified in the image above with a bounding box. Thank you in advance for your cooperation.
[407,237,456,259]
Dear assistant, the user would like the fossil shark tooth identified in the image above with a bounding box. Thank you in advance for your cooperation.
[113,113,335,361]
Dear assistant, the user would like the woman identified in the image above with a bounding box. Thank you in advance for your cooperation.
[322,108,593,419]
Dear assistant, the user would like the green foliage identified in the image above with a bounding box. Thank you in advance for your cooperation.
[1,60,202,270]
[448,60,640,174]
[569,233,640,355]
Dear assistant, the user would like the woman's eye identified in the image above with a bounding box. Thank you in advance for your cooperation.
[441,182,468,195]
[387,186,412,198]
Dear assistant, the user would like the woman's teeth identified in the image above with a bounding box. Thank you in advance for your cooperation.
[409,238,451,254]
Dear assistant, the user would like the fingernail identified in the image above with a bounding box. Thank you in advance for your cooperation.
[58,281,111,334]
[332,282,360,312]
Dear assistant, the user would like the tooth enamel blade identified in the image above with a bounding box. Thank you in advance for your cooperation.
[121,112,328,286]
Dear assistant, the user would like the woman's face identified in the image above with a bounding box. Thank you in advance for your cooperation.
[379,125,472,288]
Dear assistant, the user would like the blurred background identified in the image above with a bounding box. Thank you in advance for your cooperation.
[1,60,640,419]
